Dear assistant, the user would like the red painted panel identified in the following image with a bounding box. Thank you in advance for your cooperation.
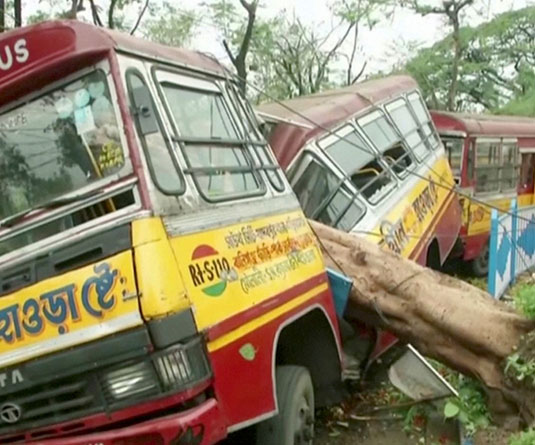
[209,289,341,429]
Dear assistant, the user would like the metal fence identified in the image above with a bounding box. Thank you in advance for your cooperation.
[488,199,535,298]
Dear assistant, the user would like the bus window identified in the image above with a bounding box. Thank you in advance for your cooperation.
[442,137,464,178]
[127,71,184,194]
[358,111,414,177]
[292,156,364,231]
[407,92,440,149]
[475,141,501,193]
[501,142,520,190]
[385,99,429,160]
[321,126,395,203]
[159,76,264,200]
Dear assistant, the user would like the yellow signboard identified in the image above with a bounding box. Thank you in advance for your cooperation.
[170,210,326,331]
[0,250,141,366]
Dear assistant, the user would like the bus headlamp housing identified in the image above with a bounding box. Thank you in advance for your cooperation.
[154,338,212,391]
[103,362,159,401]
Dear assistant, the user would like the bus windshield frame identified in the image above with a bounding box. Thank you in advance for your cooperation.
[0,61,132,226]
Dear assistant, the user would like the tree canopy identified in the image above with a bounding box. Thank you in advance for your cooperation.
[403,6,535,115]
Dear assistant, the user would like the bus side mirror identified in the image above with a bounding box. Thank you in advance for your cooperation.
[131,85,159,136]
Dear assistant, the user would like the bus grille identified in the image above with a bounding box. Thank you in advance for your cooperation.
[0,374,102,439]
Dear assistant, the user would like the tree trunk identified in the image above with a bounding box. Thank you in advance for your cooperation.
[310,220,535,427]
[448,18,461,111]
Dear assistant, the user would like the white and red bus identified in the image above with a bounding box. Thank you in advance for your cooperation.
[258,76,463,269]
[431,111,535,275]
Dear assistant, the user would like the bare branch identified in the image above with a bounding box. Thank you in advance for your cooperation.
[351,60,367,84]
[108,0,119,29]
[88,0,103,27]
[223,39,237,65]
[130,0,149,35]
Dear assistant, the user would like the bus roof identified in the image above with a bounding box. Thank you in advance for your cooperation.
[0,20,226,106]
[257,75,419,169]
[431,110,535,137]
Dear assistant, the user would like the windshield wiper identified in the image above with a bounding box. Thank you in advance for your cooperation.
[0,190,103,229]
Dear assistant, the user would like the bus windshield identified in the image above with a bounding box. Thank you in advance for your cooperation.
[0,69,127,223]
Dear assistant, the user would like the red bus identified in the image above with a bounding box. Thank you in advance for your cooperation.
[431,111,535,275]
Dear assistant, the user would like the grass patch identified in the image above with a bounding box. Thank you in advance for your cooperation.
[509,429,535,445]
[511,283,535,319]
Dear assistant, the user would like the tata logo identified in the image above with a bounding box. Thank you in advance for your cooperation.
[0,402,22,424]
[188,245,237,297]
[0,39,29,72]
[0,369,23,389]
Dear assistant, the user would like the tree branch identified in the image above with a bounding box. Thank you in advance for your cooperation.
[351,60,367,84]
[88,0,102,27]
[130,0,149,35]
[108,0,118,29]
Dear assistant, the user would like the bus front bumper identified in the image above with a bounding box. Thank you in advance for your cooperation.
[29,398,226,445]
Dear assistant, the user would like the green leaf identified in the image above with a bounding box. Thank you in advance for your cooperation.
[444,401,460,418]
[239,343,257,361]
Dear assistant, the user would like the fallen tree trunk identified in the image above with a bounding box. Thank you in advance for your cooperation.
[310,220,535,428]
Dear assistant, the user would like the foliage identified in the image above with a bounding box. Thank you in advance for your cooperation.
[144,3,198,47]
[404,6,535,114]
[505,353,535,386]
[402,405,427,433]
[428,360,490,436]
[511,283,535,319]
[509,429,535,445]
[442,378,490,436]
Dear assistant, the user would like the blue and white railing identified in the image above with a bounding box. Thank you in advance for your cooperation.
[488,199,535,298]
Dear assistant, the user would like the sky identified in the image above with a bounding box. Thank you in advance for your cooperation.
[23,0,534,76]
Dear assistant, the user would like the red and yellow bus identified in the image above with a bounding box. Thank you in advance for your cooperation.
[0,21,345,444]
[431,111,535,276]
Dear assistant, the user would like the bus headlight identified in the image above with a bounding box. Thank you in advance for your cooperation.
[154,339,211,391]
[103,362,159,401]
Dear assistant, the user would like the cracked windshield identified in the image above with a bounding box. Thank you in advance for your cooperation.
[0,70,126,222]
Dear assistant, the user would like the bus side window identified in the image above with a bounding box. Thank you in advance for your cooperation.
[407,92,440,150]
[291,155,364,231]
[386,99,429,160]
[475,140,501,193]
[358,112,414,178]
[501,142,520,191]
[321,126,395,203]
[126,71,184,195]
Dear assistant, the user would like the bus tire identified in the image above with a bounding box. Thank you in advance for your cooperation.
[470,242,489,277]
[256,365,315,445]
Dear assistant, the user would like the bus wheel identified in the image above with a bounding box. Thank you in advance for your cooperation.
[470,242,489,277]
[256,366,315,445]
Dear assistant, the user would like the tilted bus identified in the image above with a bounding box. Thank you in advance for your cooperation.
[257,75,463,362]
[0,20,346,445]
[258,76,462,269]
[431,111,535,276]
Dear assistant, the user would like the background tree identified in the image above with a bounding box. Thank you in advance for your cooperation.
[144,2,198,46]
[404,0,475,111]
[332,0,394,85]
[403,6,535,114]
